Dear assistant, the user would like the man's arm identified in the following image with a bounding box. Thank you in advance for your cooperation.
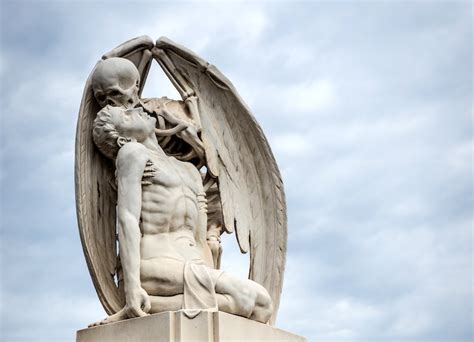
[116,143,151,318]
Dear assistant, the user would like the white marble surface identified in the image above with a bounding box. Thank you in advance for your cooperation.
[77,311,306,342]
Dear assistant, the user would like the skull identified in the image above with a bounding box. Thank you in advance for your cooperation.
[91,57,140,109]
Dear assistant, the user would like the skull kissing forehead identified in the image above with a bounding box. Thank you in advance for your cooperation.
[91,57,140,107]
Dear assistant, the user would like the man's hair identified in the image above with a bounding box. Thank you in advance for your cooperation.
[92,108,121,160]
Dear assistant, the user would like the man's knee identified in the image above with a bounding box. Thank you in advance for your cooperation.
[235,283,258,317]
[216,275,256,317]
[258,287,272,307]
[255,287,273,321]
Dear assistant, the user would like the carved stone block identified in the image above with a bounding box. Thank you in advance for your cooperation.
[76,311,306,341]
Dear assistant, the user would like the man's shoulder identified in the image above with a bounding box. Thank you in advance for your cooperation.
[116,142,149,166]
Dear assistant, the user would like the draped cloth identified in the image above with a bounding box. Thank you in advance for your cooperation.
[181,261,221,318]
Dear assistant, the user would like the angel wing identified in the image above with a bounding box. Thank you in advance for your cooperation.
[154,37,288,324]
[75,36,154,315]
[76,36,287,324]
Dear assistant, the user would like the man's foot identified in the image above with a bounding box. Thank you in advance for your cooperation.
[88,308,127,327]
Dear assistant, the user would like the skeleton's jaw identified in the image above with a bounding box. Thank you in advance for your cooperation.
[106,94,140,110]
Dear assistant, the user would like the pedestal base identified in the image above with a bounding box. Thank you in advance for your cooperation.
[76,311,306,341]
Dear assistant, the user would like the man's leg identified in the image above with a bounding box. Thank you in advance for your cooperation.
[210,270,273,323]
[149,294,183,313]
[140,258,185,296]
[249,282,274,322]
[88,309,128,327]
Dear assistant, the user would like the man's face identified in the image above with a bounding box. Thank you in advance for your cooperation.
[111,108,156,142]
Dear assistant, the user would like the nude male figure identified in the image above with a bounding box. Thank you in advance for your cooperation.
[90,105,273,326]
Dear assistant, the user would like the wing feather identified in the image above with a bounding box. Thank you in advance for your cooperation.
[156,37,287,324]
[75,36,154,315]
[77,36,288,325]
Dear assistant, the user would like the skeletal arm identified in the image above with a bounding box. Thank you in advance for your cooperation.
[197,190,215,268]
[152,45,221,266]
[151,47,201,128]
[183,163,214,268]
[203,175,223,269]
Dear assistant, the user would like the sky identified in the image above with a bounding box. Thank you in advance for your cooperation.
[0,0,472,341]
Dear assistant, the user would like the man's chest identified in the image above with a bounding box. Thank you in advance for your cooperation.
[145,155,198,193]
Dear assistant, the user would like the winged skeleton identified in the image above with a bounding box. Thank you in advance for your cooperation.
[75,36,287,324]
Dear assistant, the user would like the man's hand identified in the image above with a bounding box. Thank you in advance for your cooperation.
[124,287,151,318]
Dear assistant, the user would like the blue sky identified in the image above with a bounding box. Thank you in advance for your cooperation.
[0,0,472,341]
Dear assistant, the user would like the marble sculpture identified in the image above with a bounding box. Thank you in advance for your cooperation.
[75,36,287,327]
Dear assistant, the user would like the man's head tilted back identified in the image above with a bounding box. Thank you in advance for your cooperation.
[92,108,123,160]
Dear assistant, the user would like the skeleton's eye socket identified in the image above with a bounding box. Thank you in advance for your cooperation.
[109,90,120,96]
[97,94,106,102]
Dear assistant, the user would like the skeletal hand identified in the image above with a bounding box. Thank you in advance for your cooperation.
[142,160,157,185]
[207,235,222,269]
[177,122,205,159]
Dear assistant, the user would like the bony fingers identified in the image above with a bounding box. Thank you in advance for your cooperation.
[142,172,156,179]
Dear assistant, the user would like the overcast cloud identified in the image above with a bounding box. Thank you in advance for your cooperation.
[0,1,472,341]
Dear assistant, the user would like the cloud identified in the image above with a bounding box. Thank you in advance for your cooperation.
[135,2,269,55]
[2,292,103,341]
[1,1,472,341]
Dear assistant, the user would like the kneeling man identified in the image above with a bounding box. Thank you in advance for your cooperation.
[91,105,272,326]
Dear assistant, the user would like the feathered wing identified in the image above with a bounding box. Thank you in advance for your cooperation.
[155,37,288,324]
[75,36,154,315]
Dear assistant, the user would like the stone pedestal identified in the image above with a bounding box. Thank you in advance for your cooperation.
[77,311,306,341]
